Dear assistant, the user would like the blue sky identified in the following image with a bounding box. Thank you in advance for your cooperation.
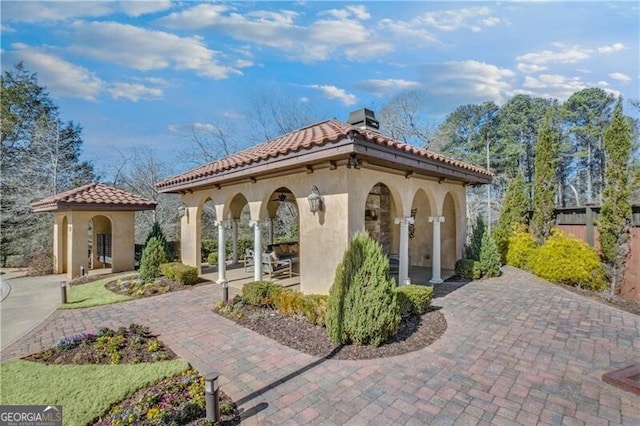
[1,1,638,180]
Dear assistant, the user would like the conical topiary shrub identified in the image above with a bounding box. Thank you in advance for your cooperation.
[139,237,167,282]
[326,232,400,347]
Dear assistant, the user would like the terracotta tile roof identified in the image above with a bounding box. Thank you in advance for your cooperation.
[31,182,157,212]
[156,119,492,190]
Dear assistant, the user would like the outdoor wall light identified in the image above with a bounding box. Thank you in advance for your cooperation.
[346,153,362,169]
[308,185,324,214]
[178,204,188,218]
[204,371,220,422]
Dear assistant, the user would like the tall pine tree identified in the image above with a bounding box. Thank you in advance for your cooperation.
[531,111,559,245]
[599,101,632,294]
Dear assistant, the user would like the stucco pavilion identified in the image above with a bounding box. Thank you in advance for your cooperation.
[31,182,157,280]
[156,109,492,295]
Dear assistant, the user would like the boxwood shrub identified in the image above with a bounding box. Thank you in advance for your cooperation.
[242,281,281,306]
[394,285,433,318]
[159,262,199,285]
[455,259,482,280]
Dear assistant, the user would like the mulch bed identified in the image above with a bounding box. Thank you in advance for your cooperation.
[216,305,447,360]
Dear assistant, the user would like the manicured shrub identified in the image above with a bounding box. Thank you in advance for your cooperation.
[145,222,172,261]
[300,295,328,326]
[529,229,607,290]
[506,226,537,270]
[139,237,167,282]
[494,172,529,264]
[480,232,501,278]
[394,285,433,318]
[160,262,181,280]
[455,259,482,280]
[274,289,304,316]
[326,232,400,347]
[465,216,485,261]
[172,264,198,285]
[207,252,218,265]
[241,281,281,306]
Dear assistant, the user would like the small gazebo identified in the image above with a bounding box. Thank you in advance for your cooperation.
[31,182,157,279]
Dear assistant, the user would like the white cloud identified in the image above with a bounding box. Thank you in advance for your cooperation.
[168,122,219,133]
[417,60,515,112]
[597,43,624,53]
[609,72,631,84]
[1,1,171,22]
[418,6,500,32]
[378,19,437,46]
[299,97,310,103]
[518,42,626,67]
[518,73,620,100]
[69,21,240,79]
[355,79,422,96]
[307,85,356,106]
[517,63,547,74]
[108,83,163,101]
[192,122,217,132]
[517,47,590,65]
[7,44,103,100]
[158,3,392,62]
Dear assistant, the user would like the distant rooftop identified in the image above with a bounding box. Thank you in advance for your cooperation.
[31,182,157,212]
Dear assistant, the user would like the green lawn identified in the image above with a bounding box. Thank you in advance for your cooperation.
[0,359,190,425]
[60,273,135,309]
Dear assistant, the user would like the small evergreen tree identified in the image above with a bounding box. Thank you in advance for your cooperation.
[139,237,167,282]
[480,232,501,277]
[326,232,400,347]
[493,172,529,263]
[145,221,171,261]
[531,111,559,245]
[599,101,632,294]
[465,216,485,261]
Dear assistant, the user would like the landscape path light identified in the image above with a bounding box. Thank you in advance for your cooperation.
[204,371,220,422]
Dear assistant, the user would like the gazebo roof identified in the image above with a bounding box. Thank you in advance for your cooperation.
[157,118,493,193]
[31,182,157,212]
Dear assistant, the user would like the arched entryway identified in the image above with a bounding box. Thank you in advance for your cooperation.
[364,182,398,254]
[89,215,112,270]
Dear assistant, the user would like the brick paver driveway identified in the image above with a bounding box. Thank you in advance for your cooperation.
[2,266,638,425]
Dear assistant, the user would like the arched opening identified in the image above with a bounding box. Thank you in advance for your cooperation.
[201,198,217,264]
[89,215,112,271]
[442,193,457,270]
[265,187,300,277]
[364,182,398,254]
[409,189,433,267]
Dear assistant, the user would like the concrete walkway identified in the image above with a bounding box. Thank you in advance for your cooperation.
[2,267,639,425]
[0,270,65,350]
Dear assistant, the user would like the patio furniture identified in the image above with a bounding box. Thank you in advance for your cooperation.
[243,249,254,272]
[262,252,293,279]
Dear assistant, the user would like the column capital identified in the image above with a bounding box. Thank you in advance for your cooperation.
[249,220,262,229]
[214,220,231,229]
[394,216,415,225]
[428,216,445,223]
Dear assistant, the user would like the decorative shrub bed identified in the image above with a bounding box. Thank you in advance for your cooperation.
[214,281,446,360]
[106,275,208,299]
[94,368,240,426]
[24,324,175,365]
[22,325,240,425]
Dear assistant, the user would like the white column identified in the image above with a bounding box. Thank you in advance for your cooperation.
[395,216,414,285]
[231,220,239,264]
[429,216,445,284]
[250,220,263,281]
[215,220,227,285]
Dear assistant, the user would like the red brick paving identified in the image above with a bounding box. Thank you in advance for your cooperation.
[2,266,639,425]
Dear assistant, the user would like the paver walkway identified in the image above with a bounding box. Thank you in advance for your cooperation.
[2,266,639,425]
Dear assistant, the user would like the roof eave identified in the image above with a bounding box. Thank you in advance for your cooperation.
[32,202,157,213]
